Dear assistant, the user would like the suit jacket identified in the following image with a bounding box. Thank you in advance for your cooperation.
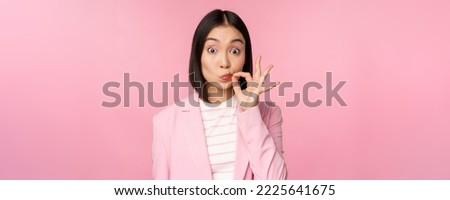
[152,92,287,180]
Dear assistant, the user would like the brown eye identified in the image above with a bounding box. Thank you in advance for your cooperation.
[230,48,240,55]
[207,47,217,53]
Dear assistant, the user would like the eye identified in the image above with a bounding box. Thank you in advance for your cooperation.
[207,47,217,54]
[230,48,240,55]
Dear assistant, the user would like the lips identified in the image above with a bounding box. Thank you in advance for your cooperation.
[220,73,232,81]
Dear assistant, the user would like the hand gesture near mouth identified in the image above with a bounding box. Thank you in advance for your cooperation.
[232,56,280,111]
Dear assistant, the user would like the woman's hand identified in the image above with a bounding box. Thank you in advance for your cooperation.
[231,56,280,111]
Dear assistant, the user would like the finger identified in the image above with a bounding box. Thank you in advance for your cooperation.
[233,72,253,83]
[259,64,274,83]
[262,81,280,92]
[255,56,261,79]
[262,64,274,77]
[231,75,242,95]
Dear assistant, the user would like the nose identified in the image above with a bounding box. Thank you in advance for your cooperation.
[219,52,231,69]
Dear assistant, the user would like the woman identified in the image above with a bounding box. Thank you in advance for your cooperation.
[152,9,287,180]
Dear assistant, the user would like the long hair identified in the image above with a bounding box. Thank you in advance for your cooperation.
[188,9,253,102]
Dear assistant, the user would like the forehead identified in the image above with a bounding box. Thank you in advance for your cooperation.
[206,25,245,43]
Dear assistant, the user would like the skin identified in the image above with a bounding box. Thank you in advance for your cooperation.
[201,25,280,111]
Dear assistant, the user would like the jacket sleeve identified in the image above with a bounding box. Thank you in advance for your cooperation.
[152,114,171,179]
[237,104,287,180]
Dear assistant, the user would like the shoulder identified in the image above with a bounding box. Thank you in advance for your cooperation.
[153,94,196,122]
[153,102,179,121]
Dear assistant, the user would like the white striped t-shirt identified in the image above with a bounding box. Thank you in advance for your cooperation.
[199,96,238,180]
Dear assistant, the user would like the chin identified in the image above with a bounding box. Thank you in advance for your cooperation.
[219,82,232,90]
[205,80,232,91]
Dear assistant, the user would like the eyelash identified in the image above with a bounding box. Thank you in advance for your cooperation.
[230,48,240,54]
[206,47,241,55]
[207,47,217,54]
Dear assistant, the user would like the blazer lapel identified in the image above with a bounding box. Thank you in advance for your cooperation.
[181,92,212,179]
[234,127,249,179]
[180,92,249,180]
[233,101,250,179]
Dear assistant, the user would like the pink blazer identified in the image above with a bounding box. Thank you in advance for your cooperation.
[152,92,287,180]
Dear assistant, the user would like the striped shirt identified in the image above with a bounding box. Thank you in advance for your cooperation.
[199,96,238,180]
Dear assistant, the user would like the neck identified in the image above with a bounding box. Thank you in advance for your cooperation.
[206,85,234,103]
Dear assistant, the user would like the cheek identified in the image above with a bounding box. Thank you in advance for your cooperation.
[201,55,215,77]
[232,56,246,71]
[201,57,208,66]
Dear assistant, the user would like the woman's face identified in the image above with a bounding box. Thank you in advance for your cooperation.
[201,25,246,91]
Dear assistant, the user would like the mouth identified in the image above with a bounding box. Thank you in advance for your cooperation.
[220,73,232,82]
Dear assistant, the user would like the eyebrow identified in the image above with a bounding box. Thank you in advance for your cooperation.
[205,37,245,44]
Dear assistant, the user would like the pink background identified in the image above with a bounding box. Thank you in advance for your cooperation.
[1,0,449,179]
